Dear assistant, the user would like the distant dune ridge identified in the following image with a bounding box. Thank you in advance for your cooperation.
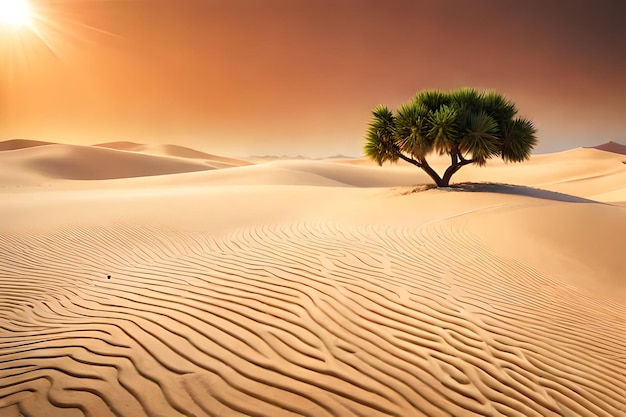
[0,138,54,151]
[589,141,626,155]
[0,141,254,183]
[0,139,625,416]
[1,143,213,181]
[95,141,251,168]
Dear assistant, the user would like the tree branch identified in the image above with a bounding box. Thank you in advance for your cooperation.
[451,150,458,167]
[393,146,422,168]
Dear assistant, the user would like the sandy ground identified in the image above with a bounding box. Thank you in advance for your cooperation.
[0,139,624,417]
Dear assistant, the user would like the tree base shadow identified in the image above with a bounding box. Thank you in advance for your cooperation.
[401,182,602,204]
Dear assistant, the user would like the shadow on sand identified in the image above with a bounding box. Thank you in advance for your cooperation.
[404,182,602,204]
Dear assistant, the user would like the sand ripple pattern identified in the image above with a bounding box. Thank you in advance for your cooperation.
[0,222,624,417]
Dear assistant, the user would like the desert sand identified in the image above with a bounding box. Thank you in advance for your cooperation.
[0,139,624,417]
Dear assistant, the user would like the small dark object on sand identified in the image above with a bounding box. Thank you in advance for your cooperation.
[107,275,111,279]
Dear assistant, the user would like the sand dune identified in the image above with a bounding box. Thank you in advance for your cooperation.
[0,139,54,151]
[92,140,146,151]
[0,143,215,183]
[403,148,626,203]
[95,141,251,168]
[1,141,625,416]
[180,160,425,188]
[331,148,626,195]
[590,141,626,155]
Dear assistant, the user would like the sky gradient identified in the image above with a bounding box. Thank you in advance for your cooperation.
[2,0,626,157]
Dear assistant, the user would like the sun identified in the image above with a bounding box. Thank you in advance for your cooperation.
[0,0,33,28]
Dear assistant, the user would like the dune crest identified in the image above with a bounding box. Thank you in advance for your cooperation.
[95,141,251,168]
[0,143,227,183]
[92,140,146,151]
[0,139,54,151]
[590,141,626,155]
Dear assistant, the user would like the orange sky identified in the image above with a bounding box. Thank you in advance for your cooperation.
[2,0,626,156]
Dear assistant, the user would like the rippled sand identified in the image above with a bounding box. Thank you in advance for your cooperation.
[1,140,624,416]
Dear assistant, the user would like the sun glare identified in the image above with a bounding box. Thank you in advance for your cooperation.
[0,0,32,28]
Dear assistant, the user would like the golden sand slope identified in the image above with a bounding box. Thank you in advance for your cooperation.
[0,143,214,183]
[0,141,624,417]
[95,142,251,169]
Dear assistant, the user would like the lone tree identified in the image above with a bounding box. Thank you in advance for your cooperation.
[364,87,537,187]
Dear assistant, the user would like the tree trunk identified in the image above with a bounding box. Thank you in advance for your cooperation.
[439,149,473,187]
[434,176,450,187]
[441,164,461,186]
[419,158,448,187]
[422,157,473,187]
[394,148,472,188]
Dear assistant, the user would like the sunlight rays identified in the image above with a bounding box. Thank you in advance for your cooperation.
[1,0,123,74]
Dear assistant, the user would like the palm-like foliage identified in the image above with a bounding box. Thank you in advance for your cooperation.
[364,87,537,187]
[394,102,431,158]
[463,112,500,166]
[364,105,397,165]
[428,104,458,154]
[500,117,537,162]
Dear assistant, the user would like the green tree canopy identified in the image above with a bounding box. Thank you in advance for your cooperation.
[364,87,537,187]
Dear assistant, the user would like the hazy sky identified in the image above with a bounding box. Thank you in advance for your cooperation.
[2,0,625,156]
